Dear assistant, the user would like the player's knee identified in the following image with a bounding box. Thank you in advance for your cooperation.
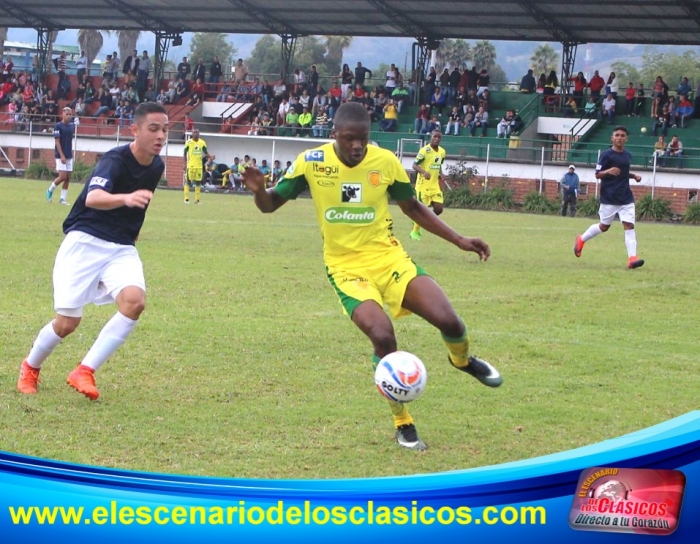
[433,205,444,216]
[117,288,146,319]
[369,329,397,357]
[599,223,610,232]
[53,316,81,337]
[437,315,465,338]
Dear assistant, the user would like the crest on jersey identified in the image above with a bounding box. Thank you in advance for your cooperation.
[368,171,382,187]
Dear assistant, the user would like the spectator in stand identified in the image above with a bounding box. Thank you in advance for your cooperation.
[177,57,191,81]
[429,86,447,117]
[675,95,694,128]
[298,106,313,136]
[56,51,68,84]
[391,85,409,113]
[327,91,340,121]
[666,95,676,124]
[651,106,671,137]
[652,136,666,162]
[293,68,306,94]
[544,70,558,96]
[439,68,451,102]
[461,104,475,128]
[476,69,490,97]
[423,66,437,103]
[312,91,328,116]
[175,79,188,103]
[338,63,353,99]
[588,70,605,99]
[421,114,441,135]
[563,96,578,118]
[536,73,546,93]
[102,54,114,84]
[269,160,283,186]
[273,78,287,99]
[119,101,134,126]
[378,99,398,132]
[520,69,536,94]
[444,106,461,135]
[497,110,516,137]
[635,83,646,116]
[137,51,151,95]
[217,81,232,102]
[234,59,248,85]
[662,135,683,168]
[209,56,222,86]
[602,93,616,124]
[144,85,157,103]
[73,98,86,117]
[308,65,319,97]
[468,106,488,137]
[651,76,669,117]
[182,113,194,137]
[569,71,587,106]
[299,88,311,109]
[352,83,365,101]
[605,72,618,98]
[677,77,691,99]
[108,53,120,83]
[284,107,300,136]
[624,82,636,116]
[186,89,203,107]
[122,50,139,85]
[259,113,274,136]
[94,88,113,118]
[354,62,372,88]
[109,81,121,108]
[247,118,260,136]
[277,97,290,126]
[192,59,206,84]
[75,50,87,82]
[289,95,303,115]
[386,63,399,94]
[448,66,461,104]
[312,106,329,138]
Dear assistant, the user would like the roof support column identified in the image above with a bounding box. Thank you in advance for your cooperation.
[560,42,579,99]
[154,32,182,93]
[411,38,439,106]
[280,34,297,83]
[35,28,53,83]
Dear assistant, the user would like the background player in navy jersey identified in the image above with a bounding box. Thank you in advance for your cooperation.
[18,102,168,400]
[574,125,644,269]
[46,107,75,205]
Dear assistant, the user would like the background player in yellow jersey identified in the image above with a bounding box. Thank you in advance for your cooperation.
[241,103,502,451]
[183,128,209,204]
[410,130,446,241]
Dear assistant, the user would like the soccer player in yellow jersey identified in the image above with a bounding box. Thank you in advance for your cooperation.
[410,130,446,241]
[241,103,502,451]
[183,128,209,204]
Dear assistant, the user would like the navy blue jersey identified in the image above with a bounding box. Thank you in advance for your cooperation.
[54,121,75,159]
[63,144,164,245]
[596,148,635,205]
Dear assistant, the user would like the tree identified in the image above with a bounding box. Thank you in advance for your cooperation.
[530,43,559,75]
[472,40,497,71]
[610,61,641,88]
[294,36,329,77]
[189,32,236,72]
[435,38,471,73]
[246,35,282,77]
[323,35,353,76]
[118,30,141,67]
[489,63,510,89]
[640,48,700,90]
[78,29,105,75]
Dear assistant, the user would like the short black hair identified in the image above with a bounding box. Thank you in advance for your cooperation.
[612,125,628,134]
[333,102,371,130]
[134,102,167,123]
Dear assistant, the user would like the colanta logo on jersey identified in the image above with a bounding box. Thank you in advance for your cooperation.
[305,150,324,161]
[325,207,375,223]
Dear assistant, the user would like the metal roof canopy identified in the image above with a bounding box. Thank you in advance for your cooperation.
[3,0,700,46]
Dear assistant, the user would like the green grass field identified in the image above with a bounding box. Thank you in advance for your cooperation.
[1,178,698,479]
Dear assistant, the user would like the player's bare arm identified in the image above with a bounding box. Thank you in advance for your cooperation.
[397,198,490,261]
[241,166,287,213]
[86,188,153,210]
[413,163,430,179]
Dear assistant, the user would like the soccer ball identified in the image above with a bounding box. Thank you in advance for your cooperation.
[374,351,427,402]
[641,127,647,133]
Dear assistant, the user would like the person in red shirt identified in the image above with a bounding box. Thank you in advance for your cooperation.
[588,70,605,98]
[568,71,587,106]
[624,82,636,116]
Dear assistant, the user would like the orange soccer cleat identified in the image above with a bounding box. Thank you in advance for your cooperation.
[628,256,645,269]
[17,360,41,394]
[67,364,100,400]
[574,235,585,258]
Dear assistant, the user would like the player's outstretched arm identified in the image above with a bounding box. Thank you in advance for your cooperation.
[397,197,490,261]
[241,166,287,213]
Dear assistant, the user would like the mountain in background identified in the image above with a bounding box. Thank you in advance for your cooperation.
[6,28,699,81]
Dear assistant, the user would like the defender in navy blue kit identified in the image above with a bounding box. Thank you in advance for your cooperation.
[573,125,645,270]
[18,102,169,400]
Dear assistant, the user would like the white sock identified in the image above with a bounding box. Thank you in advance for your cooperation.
[624,229,637,258]
[60,189,68,201]
[48,182,57,192]
[581,223,603,242]
[26,321,63,369]
[82,312,137,371]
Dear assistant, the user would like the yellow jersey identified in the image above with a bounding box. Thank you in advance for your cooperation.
[184,137,207,169]
[414,144,446,190]
[275,143,415,268]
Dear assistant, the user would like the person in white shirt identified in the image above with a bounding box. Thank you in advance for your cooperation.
[76,51,88,82]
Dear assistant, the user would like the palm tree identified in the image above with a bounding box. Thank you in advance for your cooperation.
[0,27,8,60]
[435,38,471,72]
[472,40,497,71]
[530,43,560,75]
[323,35,353,76]
[78,29,106,75]
[118,30,141,68]
[45,30,59,74]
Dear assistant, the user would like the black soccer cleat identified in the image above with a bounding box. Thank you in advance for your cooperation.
[451,356,504,388]
[395,423,427,451]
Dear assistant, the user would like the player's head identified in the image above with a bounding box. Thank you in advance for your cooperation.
[131,102,168,158]
[191,128,200,140]
[429,130,442,148]
[611,125,628,149]
[331,102,370,167]
[61,107,72,123]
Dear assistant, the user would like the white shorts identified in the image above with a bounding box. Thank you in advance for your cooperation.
[55,158,74,172]
[599,203,636,225]
[53,231,146,317]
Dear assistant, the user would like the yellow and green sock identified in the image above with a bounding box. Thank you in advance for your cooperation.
[442,330,470,368]
[373,354,413,428]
